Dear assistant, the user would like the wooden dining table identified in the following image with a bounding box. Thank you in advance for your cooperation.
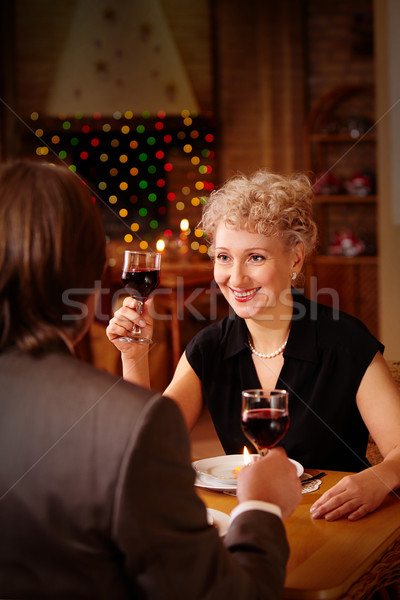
[197,470,400,599]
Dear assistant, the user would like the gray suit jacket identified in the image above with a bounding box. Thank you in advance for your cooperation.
[0,344,289,599]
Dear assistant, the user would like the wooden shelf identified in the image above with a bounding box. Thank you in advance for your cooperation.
[314,194,377,204]
[309,133,375,143]
[311,254,378,265]
[305,84,379,336]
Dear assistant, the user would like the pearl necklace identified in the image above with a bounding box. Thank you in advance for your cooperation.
[248,336,288,359]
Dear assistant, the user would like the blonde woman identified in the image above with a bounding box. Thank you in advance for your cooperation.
[107,169,400,521]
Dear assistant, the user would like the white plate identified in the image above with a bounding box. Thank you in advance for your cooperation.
[193,455,255,483]
[194,471,238,492]
[206,508,230,536]
[193,454,304,485]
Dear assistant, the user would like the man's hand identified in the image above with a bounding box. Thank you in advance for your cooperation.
[237,448,302,520]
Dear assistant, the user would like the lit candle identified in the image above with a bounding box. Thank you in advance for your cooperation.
[179,218,190,254]
[156,239,165,253]
[233,447,252,477]
[180,218,189,233]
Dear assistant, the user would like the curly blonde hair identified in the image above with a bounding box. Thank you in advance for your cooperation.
[200,170,318,259]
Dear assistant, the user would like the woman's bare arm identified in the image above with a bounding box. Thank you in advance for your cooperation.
[310,352,400,521]
[164,353,204,430]
[107,296,204,429]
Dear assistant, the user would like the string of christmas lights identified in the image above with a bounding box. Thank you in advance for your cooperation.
[30,109,215,255]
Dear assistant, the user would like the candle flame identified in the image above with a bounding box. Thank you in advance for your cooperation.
[243,447,251,466]
[180,218,189,232]
[156,239,165,252]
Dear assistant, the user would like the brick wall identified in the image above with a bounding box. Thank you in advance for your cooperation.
[214,0,307,179]
[15,0,76,116]
[7,0,374,177]
[0,0,379,343]
[305,0,374,110]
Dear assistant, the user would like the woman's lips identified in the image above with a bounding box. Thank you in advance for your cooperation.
[230,287,261,302]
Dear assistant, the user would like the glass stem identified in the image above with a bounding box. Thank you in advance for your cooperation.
[132,298,144,335]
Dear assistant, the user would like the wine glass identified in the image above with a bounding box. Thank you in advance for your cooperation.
[118,250,161,344]
[241,389,289,456]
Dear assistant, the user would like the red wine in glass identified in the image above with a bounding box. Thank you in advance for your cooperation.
[241,408,289,450]
[118,250,161,344]
[122,269,161,299]
[241,389,289,456]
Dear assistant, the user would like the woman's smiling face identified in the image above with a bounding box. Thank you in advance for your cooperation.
[213,222,298,320]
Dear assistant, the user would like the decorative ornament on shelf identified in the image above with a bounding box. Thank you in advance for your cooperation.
[346,115,374,138]
[344,172,374,196]
[313,172,343,195]
[328,229,366,257]
[314,170,376,197]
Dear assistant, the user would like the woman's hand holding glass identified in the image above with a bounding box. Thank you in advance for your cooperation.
[106,296,155,356]
[118,250,161,344]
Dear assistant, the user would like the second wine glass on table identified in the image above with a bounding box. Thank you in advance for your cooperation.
[241,389,289,456]
[119,250,161,344]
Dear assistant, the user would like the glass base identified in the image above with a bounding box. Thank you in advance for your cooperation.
[117,336,153,344]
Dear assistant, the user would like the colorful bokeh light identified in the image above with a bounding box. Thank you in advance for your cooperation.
[31,111,215,254]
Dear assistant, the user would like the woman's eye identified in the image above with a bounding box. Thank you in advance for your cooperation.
[216,253,230,262]
[249,254,265,263]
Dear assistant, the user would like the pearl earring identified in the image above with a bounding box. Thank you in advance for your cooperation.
[291,272,297,281]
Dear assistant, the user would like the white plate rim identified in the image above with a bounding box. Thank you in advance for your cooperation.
[192,454,304,482]
[193,454,249,482]
[194,471,237,491]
